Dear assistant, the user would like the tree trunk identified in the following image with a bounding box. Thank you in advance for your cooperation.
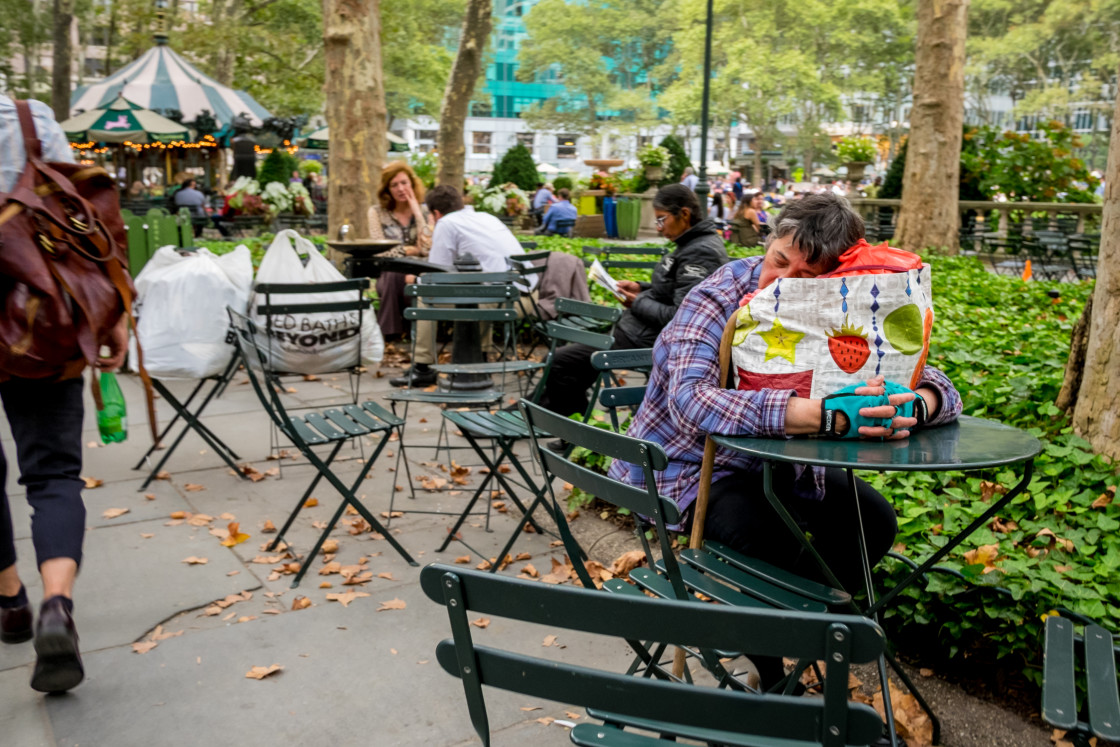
[895,0,969,255]
[752,144,763,189]
[1056,293,1092,414]
[1069,66,1120,459]
[322,0,388,249]
[436,0,492,189]
[51,0,73,121]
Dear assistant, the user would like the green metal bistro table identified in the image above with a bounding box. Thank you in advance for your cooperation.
[712,415,1041,746]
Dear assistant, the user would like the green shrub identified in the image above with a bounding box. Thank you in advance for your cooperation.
[553,176,574,191]
[661,134,692,184]
[491,143,540,191]
[298,160,322,176]
[879,139,906,199]
[257,149,298,187]
[409,152,439,189]
[835,135,877,163]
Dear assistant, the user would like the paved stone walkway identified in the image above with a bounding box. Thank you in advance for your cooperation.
[0,360,1053,746]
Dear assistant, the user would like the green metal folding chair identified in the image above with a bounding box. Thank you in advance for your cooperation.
[582,243,669,271]
[1043,616,1120,747]
[519,399,850,691]
[421,564,886,747]
[227,309,417,586]
[439,320,616,562]
[386,274,543,518]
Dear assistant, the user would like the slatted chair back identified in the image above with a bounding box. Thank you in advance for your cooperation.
[227,310,312,439]
[553,218,575,236]
[421,564,886,747]
[589,348,652,430]
[1043,616,1120,744]
[122,209,150,276]
[253,278,371,376]
[583,243,668,271]
[519,399,685,595]
[553,296,623,334]
[1067,235,1098,280]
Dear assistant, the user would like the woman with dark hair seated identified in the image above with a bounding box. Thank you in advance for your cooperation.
[728,190,768,247]
[541,183,729,447]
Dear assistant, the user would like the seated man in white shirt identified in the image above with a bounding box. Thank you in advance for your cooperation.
[390,185,536,387]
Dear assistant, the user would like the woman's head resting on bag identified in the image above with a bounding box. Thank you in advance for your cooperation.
[757,192,864,290]
[652,183,702,240]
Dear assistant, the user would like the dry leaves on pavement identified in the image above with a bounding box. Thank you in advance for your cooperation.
[102,507,130,519]
[326,591,371,608]
[220,522,250,547]
[183,483,206,492]
[471,617,490,629]
[181,556,208,565]
[82,476,104,489]
[376,598,407,612]
[245,664,284,680]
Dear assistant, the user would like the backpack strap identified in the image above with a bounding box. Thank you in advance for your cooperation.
[14,100,42,161]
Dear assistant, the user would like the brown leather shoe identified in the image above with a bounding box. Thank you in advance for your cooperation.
[30,597,83,693]
[0,603,32,644]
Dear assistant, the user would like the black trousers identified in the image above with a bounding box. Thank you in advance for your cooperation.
[0,376,87,570]
[539,326,636,417]
[701,465,897,689]
[702,465,897,595]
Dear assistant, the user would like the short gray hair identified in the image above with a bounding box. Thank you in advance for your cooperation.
[771,193,864,266]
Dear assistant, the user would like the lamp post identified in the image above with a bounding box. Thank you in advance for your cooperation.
[694,0,714,208]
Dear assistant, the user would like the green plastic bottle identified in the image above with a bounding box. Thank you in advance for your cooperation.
[97,371,128,444]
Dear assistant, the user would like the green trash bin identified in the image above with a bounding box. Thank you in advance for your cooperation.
[616,197,640,240]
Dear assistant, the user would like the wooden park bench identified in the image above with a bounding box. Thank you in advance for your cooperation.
[1043,616,1120,746]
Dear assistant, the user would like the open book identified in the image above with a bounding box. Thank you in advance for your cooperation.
[588,259,627,302]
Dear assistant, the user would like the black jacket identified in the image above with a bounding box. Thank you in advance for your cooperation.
[615,217,729,348]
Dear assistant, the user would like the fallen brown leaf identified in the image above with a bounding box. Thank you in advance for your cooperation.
[132,641,158,654]
[245,664,283,680]
[102,507,130,519]
[183,483,206,492]
[471,617,491,629]
[327,591,371,607]
[321,539,339,554]
[83,476,104,489]
[542,634,558,647]
[155,470,171,480]
[454,555,471,564]
[376,598,407,611]
[144,493,156,501]
[304,498,319,507]
[261,519,277,533]
[220,522,250,547]
[291,596,312,610]
[181,556,208,565]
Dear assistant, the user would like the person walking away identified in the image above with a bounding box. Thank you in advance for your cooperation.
[0,95,130,693]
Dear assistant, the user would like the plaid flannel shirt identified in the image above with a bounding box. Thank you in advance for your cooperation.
[607,256,963,530]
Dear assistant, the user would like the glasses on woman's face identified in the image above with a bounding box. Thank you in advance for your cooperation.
[655,215,668,229]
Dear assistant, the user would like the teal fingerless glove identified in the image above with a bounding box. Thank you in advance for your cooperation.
[882,380,929,427]
[820,391,893,438]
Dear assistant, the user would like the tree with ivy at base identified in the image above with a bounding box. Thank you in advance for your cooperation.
[491,143,540,191]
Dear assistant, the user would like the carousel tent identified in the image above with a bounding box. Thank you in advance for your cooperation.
[61,95,189,143]
[71,42,271,131]
[301,126,409,152]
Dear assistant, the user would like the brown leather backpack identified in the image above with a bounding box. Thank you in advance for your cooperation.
[0,100,155,435]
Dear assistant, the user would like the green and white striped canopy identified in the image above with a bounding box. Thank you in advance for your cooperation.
[71,43,271,130]
[61,95,189,144]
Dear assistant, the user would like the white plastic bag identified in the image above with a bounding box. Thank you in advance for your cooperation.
[132,245,254,379]
[250,230,384,374]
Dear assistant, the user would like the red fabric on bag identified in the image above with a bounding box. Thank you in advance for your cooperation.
[820,239,923,278]
[737,240,922,307]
